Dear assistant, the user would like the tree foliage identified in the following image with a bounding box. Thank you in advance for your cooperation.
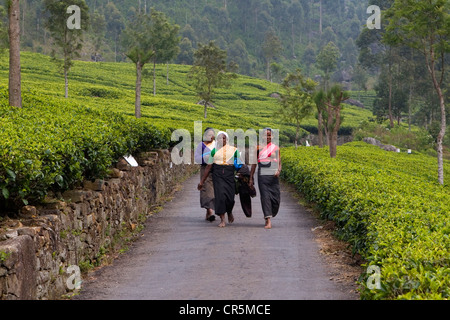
[189,40,236,119]
[44,0,90,98]
[279,68,317,148]
[384,0,450,184]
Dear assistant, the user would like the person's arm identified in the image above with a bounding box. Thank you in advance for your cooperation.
[249,164,257,186]
[249,146,258,186]
[198,164,212,190]
[274,148,282,177]
[194,143,204,165]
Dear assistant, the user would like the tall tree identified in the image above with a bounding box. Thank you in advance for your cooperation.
[176,37,194,65]
[315,85,350,158]
[122,12,155,118]
[262,28,282,82]
[189,41,235,119]
[279,68,317,148]
[104,2,124,62]
[316,41,340,91]
[303,44,316,77]
[147,8,180,94]
[90,10,106,61]
[384,0,450,185]
[316,41,340,144]
[44,0,89,98]
[8,0,21,108]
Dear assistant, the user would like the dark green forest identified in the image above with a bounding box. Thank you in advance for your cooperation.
[11,0,367,82]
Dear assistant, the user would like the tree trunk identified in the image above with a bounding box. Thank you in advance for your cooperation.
[153,58,156,96]
[291,20,295,58]
[166,62,169,85]
[328,106,341,158]
[114,33,118,62]
[64,67,69,98]
[388,50,394,128]
[435,87,446,185]
[295,124,299,149]
[8,0,22,108]
[318,110,324,148]
[429,67,446,186]
[408,82,412,132]
[425,48,446,185]
[329,128,338,158]
[203,101,208,119]
[319,0,323,35]
[135,62,142,118]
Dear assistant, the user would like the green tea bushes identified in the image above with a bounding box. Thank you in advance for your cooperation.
[282,142,450,299]
[0,89,170,209]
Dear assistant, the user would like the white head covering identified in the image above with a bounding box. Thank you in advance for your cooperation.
[216,131,229,141]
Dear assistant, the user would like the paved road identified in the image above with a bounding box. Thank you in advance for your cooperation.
[75,173,357,300]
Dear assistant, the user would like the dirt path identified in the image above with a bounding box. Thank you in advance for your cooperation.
[74,173,359,300]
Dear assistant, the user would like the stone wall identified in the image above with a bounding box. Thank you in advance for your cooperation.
[0,150,195,300]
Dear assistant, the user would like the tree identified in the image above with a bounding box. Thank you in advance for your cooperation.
[279,68,317,148]
[313,90,327,148]
[352,63,368,100]
[44,0,89,98]
[384,0,450,185]
[8,0,21,108]
[262,28,282,81]
[90,10,106,62]
[373,68,408,125]
[176,37,194,65]
[189,41,235,119]
[315,85,350,158]
[104,2,124,62]
[146,8,180,95]
[228,38,251,75]
[302,44,316,77]
[122,12,155,118]
[316,41,340,145]
[316,41,340,91]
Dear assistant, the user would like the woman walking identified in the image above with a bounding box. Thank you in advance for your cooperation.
[194,127,216,222]
[250,128,281,229]
[198,131,241,227]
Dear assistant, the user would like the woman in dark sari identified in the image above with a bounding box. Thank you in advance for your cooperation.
[250,128,281,229]
[198,131,241,227]
[194,127,216,222]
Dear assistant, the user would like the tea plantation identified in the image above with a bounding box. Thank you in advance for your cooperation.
[2,52,448,300]
[282,142,450,299]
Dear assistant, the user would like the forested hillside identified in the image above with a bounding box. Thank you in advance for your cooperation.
[9,0,368,83]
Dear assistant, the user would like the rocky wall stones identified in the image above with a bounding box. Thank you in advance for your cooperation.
[0,150,195,300]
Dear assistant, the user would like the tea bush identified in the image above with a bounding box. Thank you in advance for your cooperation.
[282,142,450,299]
[0,88,170,209]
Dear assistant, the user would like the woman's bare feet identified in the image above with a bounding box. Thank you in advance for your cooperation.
[227,213,234,224]
[264,218,272,229]
[218,214,226,227]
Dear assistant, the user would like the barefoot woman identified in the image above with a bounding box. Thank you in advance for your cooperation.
[198,131,240,227]
[250,128,281,229]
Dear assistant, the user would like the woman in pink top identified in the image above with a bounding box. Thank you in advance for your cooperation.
[250,128,282,229]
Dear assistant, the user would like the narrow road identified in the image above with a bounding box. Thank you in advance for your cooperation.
[75,173,358,300]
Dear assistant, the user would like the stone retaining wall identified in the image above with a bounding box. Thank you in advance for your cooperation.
[0,150,195,300]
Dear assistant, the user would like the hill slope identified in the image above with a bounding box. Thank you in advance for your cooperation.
[0,51,372,140]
